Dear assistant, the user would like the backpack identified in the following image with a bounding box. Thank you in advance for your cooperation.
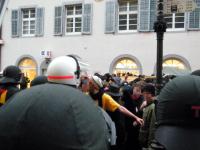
[0,89,7,106]
[100,108,117,146]
[95,89,117,146]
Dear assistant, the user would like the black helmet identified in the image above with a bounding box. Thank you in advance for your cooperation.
[155,75,200,150]
[0,65,22,84]
[0,83,110,150]
[191,69,200,76]
[30,75,48,87]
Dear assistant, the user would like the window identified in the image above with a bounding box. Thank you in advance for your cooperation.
[18,58,37,87]
[118,1,138,32]
[66,4,82,34]
[22,8,36,36]
[12,8,44,37]
[54,4,92,36]
[163,58,186,70]
[113,58,140,76]
[164,13,185,31]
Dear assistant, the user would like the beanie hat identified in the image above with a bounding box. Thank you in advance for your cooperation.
[92,75,103,88]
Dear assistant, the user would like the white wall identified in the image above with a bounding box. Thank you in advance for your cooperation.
[1,0,200,75]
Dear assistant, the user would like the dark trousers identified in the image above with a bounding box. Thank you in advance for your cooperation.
[124,127,142,150]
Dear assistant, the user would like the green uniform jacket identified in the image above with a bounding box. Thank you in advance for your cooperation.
[139,101,156,148]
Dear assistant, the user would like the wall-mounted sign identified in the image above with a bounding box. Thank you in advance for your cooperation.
[163,0,197,14]
[41,50,52,58]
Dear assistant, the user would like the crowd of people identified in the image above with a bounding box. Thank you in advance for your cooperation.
[0,55,200,150]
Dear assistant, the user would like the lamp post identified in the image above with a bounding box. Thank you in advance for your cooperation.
[154,0,167,95]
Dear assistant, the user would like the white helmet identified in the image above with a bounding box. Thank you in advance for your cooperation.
[91,75,103,88]
[47,55,81,86]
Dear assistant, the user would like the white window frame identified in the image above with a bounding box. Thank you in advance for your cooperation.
[118,1,138,33]
[22,8,36,37]
[165,13,186,32]
[65,4,82,35]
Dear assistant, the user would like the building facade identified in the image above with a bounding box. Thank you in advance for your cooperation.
[1,0,200,81]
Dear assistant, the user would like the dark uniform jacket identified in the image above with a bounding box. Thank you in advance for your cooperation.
[0,84,19,106]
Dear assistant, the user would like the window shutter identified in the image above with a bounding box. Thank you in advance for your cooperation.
[18,9,22,37]
[54,6,63,35]
[196,0,200,7]
[188,0,200,30]
[139,0,150,31]
[149,0,156,31]
[0,0,5,24]
[11,10,20,37]
[62,6,66,36]
[36,8,44,36]
[105,1,116,33]
[82,4,92,34]
[0,0,5,13]
[188,8,200,29]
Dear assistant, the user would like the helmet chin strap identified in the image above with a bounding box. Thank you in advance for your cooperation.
[75,78,80,88]
[67,55,80,79]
